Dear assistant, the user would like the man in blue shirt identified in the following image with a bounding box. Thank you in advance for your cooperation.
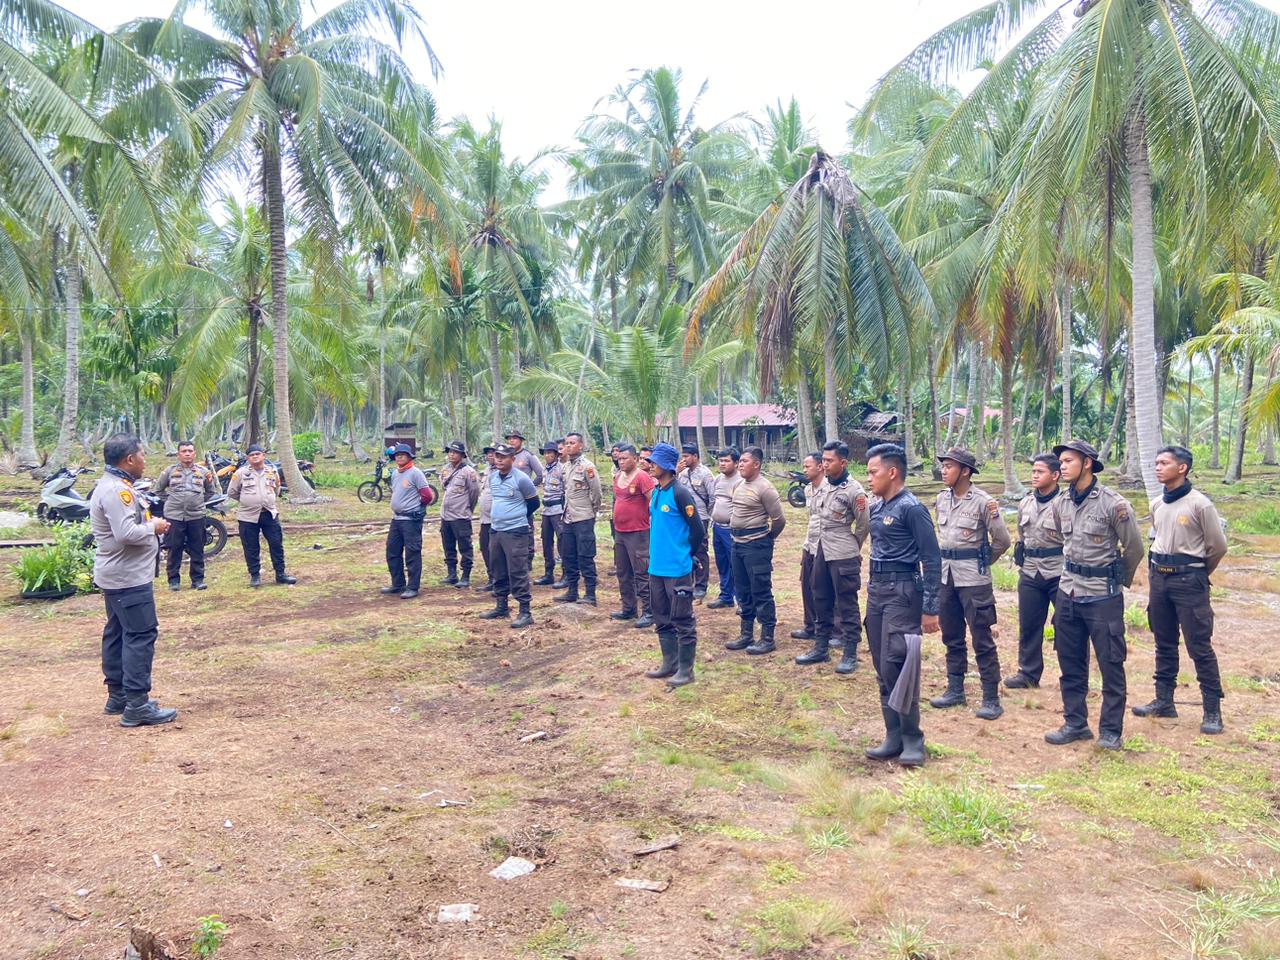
[478,443,540,628]
[644,443,705,687]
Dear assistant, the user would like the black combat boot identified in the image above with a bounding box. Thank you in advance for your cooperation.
[275,572,297,585]
[706,595,734,609]
[746,623,776,656]
[1200,694,1224,735]
[1132,682,1177,718]
[119,695,177,728]
[634,611,654,629]
[865,702,903,761]
[898,705,926,767]
[645,631,679,679]
[794,635,830,666]
[1003,671,1038,689]
[1044,722,1094,745]
[577,586,598,607]
[553,584,579,603]
[249,574,262,588]
[104,688,155,715]
[476,579,494,593]
[400,587,419,599]
[440,564,457,586]
[610,608,637,621]
[192,580,207,591]
[532,571,555,586]
[511,603,533,629]
[456,567,471,589]
[551,577,569,589]
[930,673,967,709]
[789,627,814,640]
[975,681,1004,720]
[834,642,859,675]
[725,617,754,650]
[168,579,181,592]
[667,641,696,687]
[380,583,405,594]
[478,598,510,620]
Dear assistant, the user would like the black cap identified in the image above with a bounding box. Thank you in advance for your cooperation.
[482,445,497,454]
[504,430,526,441]
[937,446,979,474]
[445,441,466,456]
[246,444,264,455]
[1053,439,1104,473]
[681,442,699,456]
[542,440,560,453]
[493,442,516,456]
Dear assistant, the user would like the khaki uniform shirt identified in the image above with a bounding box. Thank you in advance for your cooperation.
[678,463,716,522]
[562,455,602,523]
[542,460,566,517]
[227,463,281,524]
[730,475,785,543]
[478,475,493,525]
[1149,486,1228,574]
[1017,489,1065,580]
[813,473,869,561]
[710,471,741,526]
[440,461,480,521]
[154,463,216,521]
[802,480,824,555]
[512,448,544,485]
[935,485,1011,587]
[90,470,158,590]
[1054,482,1144,597]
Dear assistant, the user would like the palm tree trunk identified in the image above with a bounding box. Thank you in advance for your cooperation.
[1262,361,1277,464]
[942,336,960,456]
[51,236,82,470]
[1127,113,1163,500]
[245,304,263,447]
[262,141,311,499]
[717,363,726,450]
[1014,365,1029,458]
[1183,354,1193,449]
[1035,370,1049,454]
[823,318,839,440]
[1061,283,1073,440]
[961,342,979,448]
[1124,346,1142,478]
[694,375,706,456]
[1225,355,1254,483]
[928,340,941,463]
[18,326,39,468]
[488,323,503,440]
[973,353,988,457]
[1210,350,1222,469]
[796,364,817,455]
[1101,353,1128,464]
[999,353,1023,495]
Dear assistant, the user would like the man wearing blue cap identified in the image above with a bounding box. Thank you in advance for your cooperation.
[381,443,434,599]
[644,443,704,686]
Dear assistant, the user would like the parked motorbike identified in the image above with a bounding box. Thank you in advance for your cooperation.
[207,448,316,495]
[358,459,439,505]
[78,481,229,562]
[37,467,94,523]
[785,470,808,508]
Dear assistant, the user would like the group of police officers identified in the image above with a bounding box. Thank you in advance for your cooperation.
[89,428,1230,765]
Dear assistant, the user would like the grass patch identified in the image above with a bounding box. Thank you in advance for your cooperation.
[1163,872,1280,959]
[991,562,1019,592]
[746,896,855,956]
[1124,603,1149,630]
[763,860,804,886]
[805,823,852,855]
[694,823,782,843]
[768,754,901,836]
[524,919,586,959]
[901,778,1026,847]
[1246,719,1280,743]
[1236,502,1280,534]
[882,919,945,960]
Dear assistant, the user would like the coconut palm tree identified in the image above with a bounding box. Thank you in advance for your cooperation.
[119,0,447,495]
[864,0,1280,499]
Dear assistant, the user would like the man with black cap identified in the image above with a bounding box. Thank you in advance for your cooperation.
[1134,445,1229,734]
[555,432,603,605]
[534,440,565,585]
[724,446,786,655]
[677,443,716,599]
[644,442,705,686]
[1006,452,1065,690]
[929,446,1011,719]
[438,441,480,588]
[474,446,497,592]
[1046,439,1144,750]
[862,443,940,767]
[706,447,741,610]
[227,443,296,587]
[477,442,539,628]
[378,443,434,599]
[506,430,543,568]
[91,433,177,727]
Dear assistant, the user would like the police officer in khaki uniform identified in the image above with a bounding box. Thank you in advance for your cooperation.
[1006,452,1064,689]
[554,431,603,605]
[91,434,177,727]
[724,446,786,655]
[1133,445,1229,734]
[797,440,871,673]
[227,444,297,588]
[153,440,216,591]
[1046,439,1144,750]
[929,447,1012,719]
[439,441,480,588]
[792,452,825,643]
[534,440,565,585]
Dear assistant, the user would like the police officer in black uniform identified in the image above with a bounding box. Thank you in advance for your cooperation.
[862,443,941,767]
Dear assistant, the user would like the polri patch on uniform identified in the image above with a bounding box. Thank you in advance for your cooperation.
[987,500,999,517]
[685,504,695,517]
[855,495,867,511]
[1115,506,1130,522]
[586,467,595,478]
[883,516,894,526]
[119,489,134,507]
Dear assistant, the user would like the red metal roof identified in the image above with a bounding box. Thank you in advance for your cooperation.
[657,404,796,428]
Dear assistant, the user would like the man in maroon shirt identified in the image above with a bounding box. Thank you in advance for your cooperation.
[611,443,655,628]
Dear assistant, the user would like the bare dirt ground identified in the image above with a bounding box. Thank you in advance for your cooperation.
[1,475,1277,960]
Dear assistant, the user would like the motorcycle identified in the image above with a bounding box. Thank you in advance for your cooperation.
[207,448,316,495]
[37,467,95,523]
[78,481,229,561]
[785,470,809,508]
[358,458,439,505]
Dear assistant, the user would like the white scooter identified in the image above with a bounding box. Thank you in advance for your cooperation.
[37,467,95,523]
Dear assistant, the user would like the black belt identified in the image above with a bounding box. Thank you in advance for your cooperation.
[732,526,769,538]
[1066,560,1114,578]
[1024,546,1063,558]
[871,570,917,582]
[1149,551,1204,573]
[870,560,918,581]
[940,548,981,560]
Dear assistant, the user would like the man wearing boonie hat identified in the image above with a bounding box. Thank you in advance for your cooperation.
[534,440,566,586]
[506,430,543,569]
[380,443,434,599]
[474,445,498,593]
[1044,439,1143,751]
[929,446,1011,720]
[438,441,480,589]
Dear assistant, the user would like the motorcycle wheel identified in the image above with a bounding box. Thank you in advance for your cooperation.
[786,485,807,508]
[427,483,440,505]
[37,503,49,522]
[357,481,383,503]
[205,517,229,558]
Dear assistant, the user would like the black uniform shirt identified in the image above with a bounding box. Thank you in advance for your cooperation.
[869,489,942,615]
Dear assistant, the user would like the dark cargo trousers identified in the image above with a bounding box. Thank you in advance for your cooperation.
[938,578,1001,685]
[1015,573,1058,684]
[101,582,159,697]
[1147,567,1221,699]
[540,513,564,578]
[866,577,923,702]
[560,518,598,590]
[491,527,533,605]
[651,571,696,646]
[811,545,862,650]
[164,517,207,585]
[239,511,286,578]
[731,535,776,627]
[386,514,424,591]
[798,550,815,634]
[1054,592,1127,737]
[440,517,474,579]
[614,529,650,615]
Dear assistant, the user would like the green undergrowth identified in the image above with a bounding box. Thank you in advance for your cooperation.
[745,895,856,956]
[901,777,1027,847]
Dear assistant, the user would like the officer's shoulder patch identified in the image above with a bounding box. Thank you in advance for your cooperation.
[586,467,595,478]
[685,504,695,517]
[855,495,867,512]
[1115,504,1130,522]
[119,489,133,507]
[987,500,999,517]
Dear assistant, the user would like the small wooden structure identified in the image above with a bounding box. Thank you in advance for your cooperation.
[658,404,798,461]
[846,409,904,463]
[383,421,418,456]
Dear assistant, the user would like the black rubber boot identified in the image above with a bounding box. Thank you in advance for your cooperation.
[1132,682,1178,718]
[975,681,1004,720]
[510,603,533,629]
[478,599,510,620]
[725,617,753,650]
[746,623,776,656]
[1200,694,1224,735]
[865,703,903,760]
[789,628,814,640]
[834,642,859,675]
[667,641,696,687]
[645,631,679,679]
[440,564,457,586]
[553,584,579,603]
[898,705,926,767]
[577,586,598,607]
[930,673,967,709]
[119,696,177,728]
[794,635,831,665]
